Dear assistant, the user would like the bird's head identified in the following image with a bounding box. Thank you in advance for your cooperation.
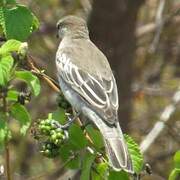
[56,15,89,39]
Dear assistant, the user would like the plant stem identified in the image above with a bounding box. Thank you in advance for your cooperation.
[3,95,11,180]
[5,144,11,180]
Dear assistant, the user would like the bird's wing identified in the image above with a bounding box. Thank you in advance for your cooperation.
[56,51,118,125]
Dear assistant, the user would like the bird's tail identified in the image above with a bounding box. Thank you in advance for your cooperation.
[94,119,134,173]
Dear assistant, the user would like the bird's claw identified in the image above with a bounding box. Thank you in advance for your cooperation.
[51,112,80,130]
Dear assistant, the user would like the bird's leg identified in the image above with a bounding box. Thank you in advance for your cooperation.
[52,111,81,130]
[81,121,91,130]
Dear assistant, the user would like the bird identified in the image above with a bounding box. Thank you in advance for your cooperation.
[55,15,133,173]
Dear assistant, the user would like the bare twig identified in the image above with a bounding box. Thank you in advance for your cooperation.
[27,54,107,176]
[140,86,180,153]
[149,0,166,53]
[27,55,60,93]
[136,6,180,38]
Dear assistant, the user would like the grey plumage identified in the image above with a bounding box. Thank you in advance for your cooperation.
[55,15,134,173]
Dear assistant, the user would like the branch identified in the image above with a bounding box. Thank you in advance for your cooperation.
[136,6,180,38]
[140,86,180,153]
[27,54,105,164]
[149,0,165,53]
[26,55,60,93]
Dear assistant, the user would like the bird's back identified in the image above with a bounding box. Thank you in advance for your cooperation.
[56,37,119,125]
[58,37,112,81]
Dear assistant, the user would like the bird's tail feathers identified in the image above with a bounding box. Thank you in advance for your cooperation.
[95,120,134,173]
[103,125,134,173]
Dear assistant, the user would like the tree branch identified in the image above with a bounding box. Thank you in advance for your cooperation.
[149,0,165,53]
[140,86,180,153]
[136,6,180,38]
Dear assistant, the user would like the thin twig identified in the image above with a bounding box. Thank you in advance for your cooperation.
[136,6,180,38]
[26,55,60,93]
[149,0,166,53]
[26,54,106,175]
[140,86,180,153]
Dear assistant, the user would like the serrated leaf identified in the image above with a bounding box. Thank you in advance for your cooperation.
[0,5,38,41]
[0,39,22,55]
[15,70,40,96]
[68,124,88,150]
[124,134,143,173]
[10,103,31,135]
[80,151,96,180]
[86,124,104,150]
[0,55,14,85]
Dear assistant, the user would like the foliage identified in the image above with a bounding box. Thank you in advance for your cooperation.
[124,134,144,173]
[169,151,180,180]
[35,107,144,179]
[0,2,39,41]
[0,0,40,179]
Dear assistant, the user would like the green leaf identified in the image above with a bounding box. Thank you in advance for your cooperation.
[80,151,96,180]
[31,13,39,32]
[0,64,4,85]
[108,170,129,180]
[169,168,180,180]
[0,7,5,32]
[0,5,38,41]
[5,0,17,5]
[67,155,81,169]
[86,124,104,150]
[174,151,180,169]
[0,55,14,85]
[10,103,31,135]
[0,39,22,55]
[68,124,88,150]
[124,134,143,173]
[0,112,11,147]
[168,151,180,180]
[7,90,19,101]
[51,108,66,124]
[59,143,72,161]
[15,70,41,96]
[91,162,108,180]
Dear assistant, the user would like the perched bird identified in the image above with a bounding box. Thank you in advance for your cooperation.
[55,15,133,173]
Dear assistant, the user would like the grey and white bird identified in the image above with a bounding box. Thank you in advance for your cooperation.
[55,15,133,173]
